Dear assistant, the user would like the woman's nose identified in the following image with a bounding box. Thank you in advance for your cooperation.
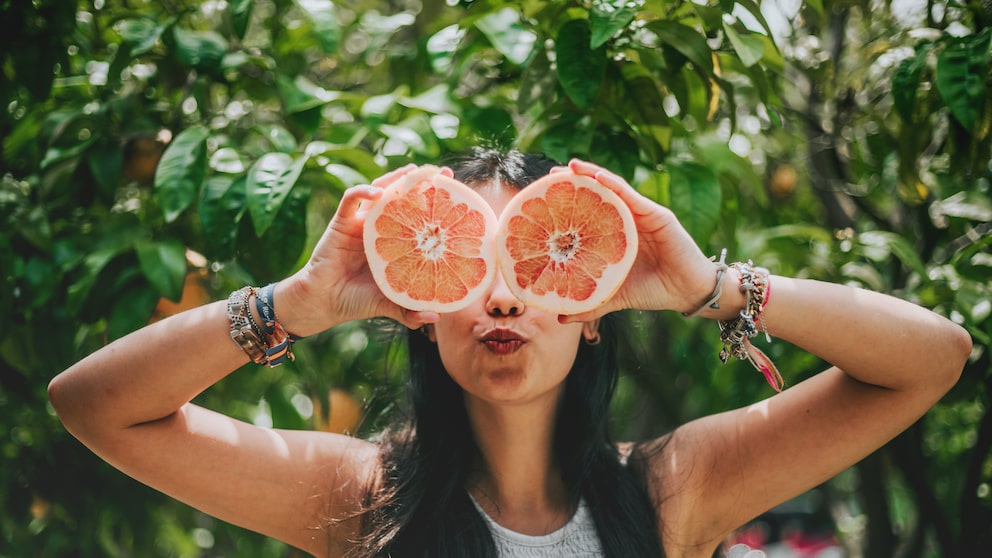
[485,272,525,317]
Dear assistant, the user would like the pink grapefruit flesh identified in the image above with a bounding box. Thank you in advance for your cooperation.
[363,166,498,313]
[496,172,637,315]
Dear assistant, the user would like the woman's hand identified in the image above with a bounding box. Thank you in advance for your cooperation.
[274,165,442,335]
[556,159,719,323]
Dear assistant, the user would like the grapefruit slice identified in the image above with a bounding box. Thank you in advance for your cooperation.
[496,172,637,315]
[363,166,499,312]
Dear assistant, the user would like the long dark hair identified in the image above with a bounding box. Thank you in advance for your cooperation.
[352,148,665,557]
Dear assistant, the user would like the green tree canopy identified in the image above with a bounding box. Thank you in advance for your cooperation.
[1,0,989,556]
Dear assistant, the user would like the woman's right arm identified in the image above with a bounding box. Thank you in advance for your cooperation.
[47,297,377,556]
[47,166,440,556]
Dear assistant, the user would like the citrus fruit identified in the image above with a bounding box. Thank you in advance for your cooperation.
[496,172,637,315]
[363,166,499,312]
[313,389,364,435]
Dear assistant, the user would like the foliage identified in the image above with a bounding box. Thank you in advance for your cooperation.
[1,0,989,556]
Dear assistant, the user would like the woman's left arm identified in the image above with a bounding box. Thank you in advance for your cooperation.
[666,273,971,549]
[559,158,971,552]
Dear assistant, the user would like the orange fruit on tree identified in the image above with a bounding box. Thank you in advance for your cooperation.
[363,165,499,312]
[495,172,637,315]
[313,389,364,435]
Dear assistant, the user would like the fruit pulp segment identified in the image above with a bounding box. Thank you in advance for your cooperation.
[505,180,628,301]
[374,182,490,302]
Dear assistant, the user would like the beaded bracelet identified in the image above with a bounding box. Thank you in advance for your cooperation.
[716,260,784,392]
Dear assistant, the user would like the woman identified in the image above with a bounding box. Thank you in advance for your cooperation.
[48,149,971,557]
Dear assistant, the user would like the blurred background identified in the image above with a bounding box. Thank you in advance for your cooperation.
[1,0,989,556]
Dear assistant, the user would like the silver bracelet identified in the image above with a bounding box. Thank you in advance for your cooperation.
[681,249,729,318]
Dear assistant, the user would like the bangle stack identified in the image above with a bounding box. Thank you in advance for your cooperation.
[227,284,300,367]
[716,259,784,392]
[686,252,784,392]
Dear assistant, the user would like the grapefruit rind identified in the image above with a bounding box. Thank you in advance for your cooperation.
[495,172,637,315]
[363,166,499,313]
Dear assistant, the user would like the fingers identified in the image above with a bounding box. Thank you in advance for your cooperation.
[566,159,662,219]
[370,163,417,189]
[336,184,383,219]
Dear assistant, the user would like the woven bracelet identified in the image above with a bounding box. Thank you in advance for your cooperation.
[254,283,300,366]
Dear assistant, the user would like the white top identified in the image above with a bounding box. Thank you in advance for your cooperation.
[468,494,605,557]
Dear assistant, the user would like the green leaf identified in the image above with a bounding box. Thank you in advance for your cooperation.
[892,47,929,123]
[556,19,607,109]
[172,26,228,73]
[619,62,671,157]
[210,147,246,174]
[86,140,124,199]
[361,88,406,120]
[637,171,669,207]
[540,116,594,163]
[590,0,643,49]
[323,164,368,189]
[936,31,991,132]
[723,23,765,68]
[154,125,209,223]
[118,18,168,56]
[732,0,775,37]
[463,106,515,147]
[646,20,713,74]
[932,191,992,222]
[239,184,311,279]
[108,284,160,341]
[255,124,299,153]
[427,24,465,73]
[230,0,253,40]
[135,239,187,301]
[295,0,341,53]
[40,135,96,171]
[65,247,129,316]
[199,175,247,261]
[305,143,383,178]
[667,160,721,245]
[857,231,928,278]
[475,7,537,65]
[246,152,310,236]
[518,45,556,113]
[277,74,338,114]
[265,384,305,430]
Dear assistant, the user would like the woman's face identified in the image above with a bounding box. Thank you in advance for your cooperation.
[426,180,595,406]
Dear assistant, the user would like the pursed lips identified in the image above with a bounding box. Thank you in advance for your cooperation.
[480,328,525,355]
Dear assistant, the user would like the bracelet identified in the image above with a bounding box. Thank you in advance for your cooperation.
[255,283,300,366]
[682,249,729,318]
[716,260,784,392]
[228,287,268,365]
[227,285,301,367]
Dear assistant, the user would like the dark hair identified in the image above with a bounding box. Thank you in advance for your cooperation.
[351,149,665,557]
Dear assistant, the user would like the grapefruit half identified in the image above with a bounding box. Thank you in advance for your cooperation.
[363,166,499,312]
[496,172,637,315]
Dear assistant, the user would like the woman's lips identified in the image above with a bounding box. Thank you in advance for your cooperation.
[481,329,525,355]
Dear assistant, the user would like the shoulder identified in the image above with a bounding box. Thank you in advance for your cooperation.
[293,431,380,557]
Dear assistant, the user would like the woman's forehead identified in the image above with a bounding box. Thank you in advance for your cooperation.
[470,179,521,217]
